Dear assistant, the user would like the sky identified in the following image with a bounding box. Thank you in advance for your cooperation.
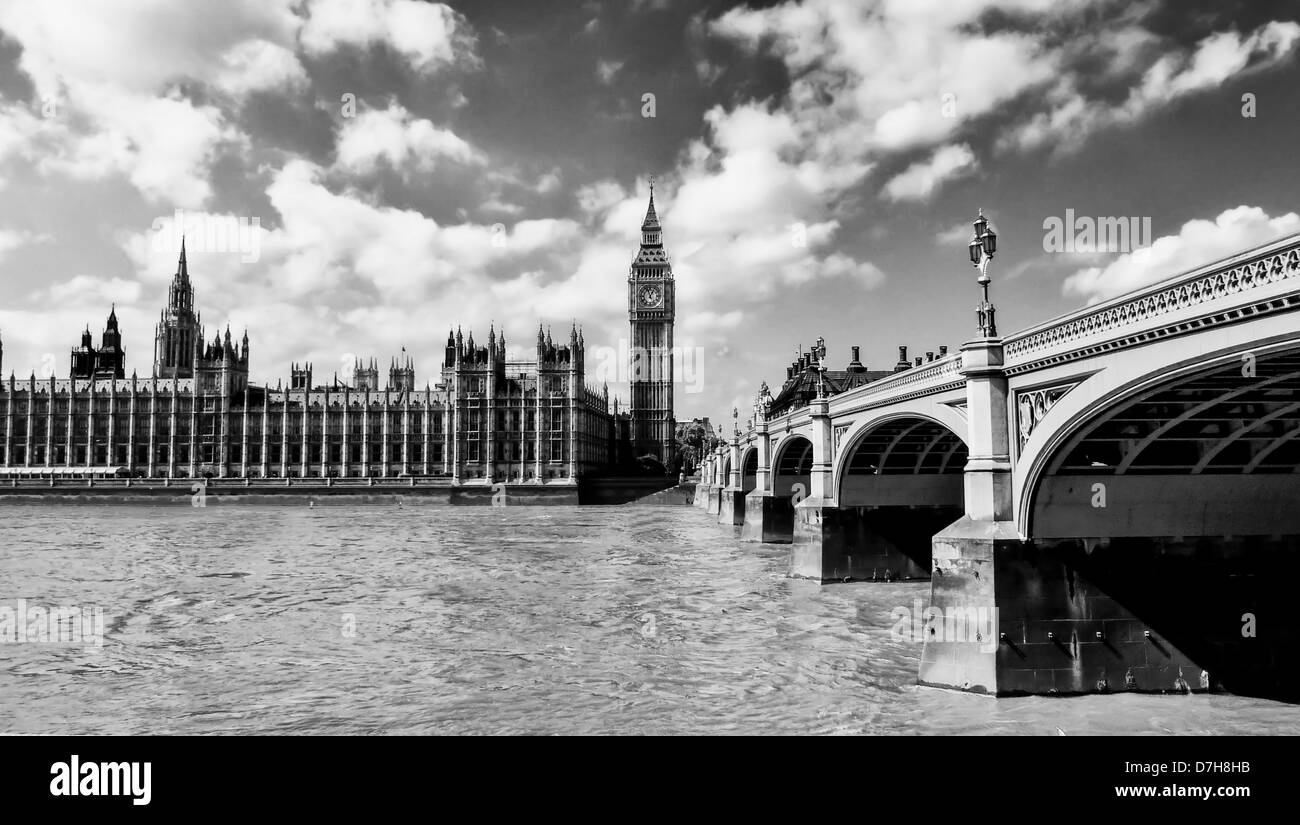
[0,0,1299,421]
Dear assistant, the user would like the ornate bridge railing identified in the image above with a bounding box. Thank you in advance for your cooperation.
[1003,233,1300,369]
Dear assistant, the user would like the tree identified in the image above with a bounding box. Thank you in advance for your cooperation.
[674,418,718,473]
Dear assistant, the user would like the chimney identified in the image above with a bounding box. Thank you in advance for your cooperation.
[926,351,935,363]
[847,345,866,373]
[939,345,948,357]
[894,346,909,372]
[915,356,923,367]
[786,366,794,380]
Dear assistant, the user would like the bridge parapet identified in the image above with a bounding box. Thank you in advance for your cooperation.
[829,353,963,413]
[1004,234,1300,369]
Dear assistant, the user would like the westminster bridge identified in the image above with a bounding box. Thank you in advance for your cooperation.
[695,229,1300,701]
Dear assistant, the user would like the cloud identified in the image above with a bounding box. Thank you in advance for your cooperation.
[595,59,623,85]
[1062,206,1300,304]
[298,0,478,73]
[334,102,485,174]
[1004,20,1300,153]
[213,39,309,97]
[0,228,49,260]
[883,144,976,202]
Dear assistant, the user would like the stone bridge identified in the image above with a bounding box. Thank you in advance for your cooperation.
[694,232,1300,700]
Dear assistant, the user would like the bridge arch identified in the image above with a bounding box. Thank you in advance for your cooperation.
[828,410,969,579]
[739,445,758,493]
[831,405,969,507]
[771,433,813,498]
[1017,336,1300,538]
[1015,337,1300,699]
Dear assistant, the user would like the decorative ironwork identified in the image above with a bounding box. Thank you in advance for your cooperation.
[1004,242,1300,362]
[1016,384,1077,449]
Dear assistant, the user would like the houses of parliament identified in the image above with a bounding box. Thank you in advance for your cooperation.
[0,192,677,481]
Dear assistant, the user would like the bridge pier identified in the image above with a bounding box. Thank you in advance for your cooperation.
[705,485,722,515]
[790,503,940,582]
[920,519,1241,696]
[740,491,793,543]
[717,487,745,527]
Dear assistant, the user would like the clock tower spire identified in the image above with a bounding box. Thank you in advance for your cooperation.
[628,177,676,470]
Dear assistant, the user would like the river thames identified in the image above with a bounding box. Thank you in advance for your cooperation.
[2,504,1297,735]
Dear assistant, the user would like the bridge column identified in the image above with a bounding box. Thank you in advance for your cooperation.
[705,445,724,515]
[741,422,779,542]
[920,336,1025,693]
[790,398,871,580]
[693,455,711,508]
[717,436,746,528]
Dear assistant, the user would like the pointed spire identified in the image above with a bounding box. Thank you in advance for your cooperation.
[176,236,189,282]
[642,175,660,232]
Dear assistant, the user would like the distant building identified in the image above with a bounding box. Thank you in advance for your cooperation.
[0,192,680,480]
[0,246,616,481]
[766,344,948,418]
[627,182,676,468]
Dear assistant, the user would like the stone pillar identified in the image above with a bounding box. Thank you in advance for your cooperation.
[47,375,56,469]
[279,395,288,478]
[241,395,250,478]
[320,389,330,479]
[791,397,845,579]
[218,372,230,478]
[100,378,111,469]
[361,392,370,476]
[919,335,1023,694]
[65,379,75,470]
[718,437,746,528]
[126,377,136,473]
[2,377,12,466]
[341,389,350,477]
[533,390,543,483]
[260,401,269,478]
[381,391,391,477]
[188,391,197,478]
[299,394,308,479]
[741,422,781,541]
[401,396,410,476]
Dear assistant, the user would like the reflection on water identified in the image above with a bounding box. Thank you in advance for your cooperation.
[1,504,1297,735]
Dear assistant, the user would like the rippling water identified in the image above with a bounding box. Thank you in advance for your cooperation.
[2,503,1298,735]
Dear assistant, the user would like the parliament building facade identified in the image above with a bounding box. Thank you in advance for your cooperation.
[0,193,676,481]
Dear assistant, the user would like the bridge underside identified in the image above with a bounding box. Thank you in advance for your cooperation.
[793,418,967,582]
[923,351,1300,700]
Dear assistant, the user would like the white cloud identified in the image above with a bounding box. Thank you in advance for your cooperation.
[596,60,624,85]
[1062,206,1300,304]
[214,39,309,97]
[1005,21,1300,153]
[0,228,49,260]
[334,102,485,174]
[883,144,976,202]
[299,0,477,73]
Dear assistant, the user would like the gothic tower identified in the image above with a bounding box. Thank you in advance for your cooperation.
[627,179,676,469]
[154,238,201,379]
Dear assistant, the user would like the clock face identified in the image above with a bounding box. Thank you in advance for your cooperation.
[639,285,663,308]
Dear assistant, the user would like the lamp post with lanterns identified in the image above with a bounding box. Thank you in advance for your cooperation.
[968,209,998,338]
[812,336,829,399]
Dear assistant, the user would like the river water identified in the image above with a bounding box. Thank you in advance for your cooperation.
[2,504,1297,735]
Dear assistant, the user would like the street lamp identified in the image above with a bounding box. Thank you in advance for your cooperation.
[968,208,998,337]
[812,336,828,399]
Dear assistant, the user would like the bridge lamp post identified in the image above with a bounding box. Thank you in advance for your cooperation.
[813,336,828,399]
[968,209,998,338]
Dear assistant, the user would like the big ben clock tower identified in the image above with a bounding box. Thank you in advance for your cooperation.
[628,178,676,469]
